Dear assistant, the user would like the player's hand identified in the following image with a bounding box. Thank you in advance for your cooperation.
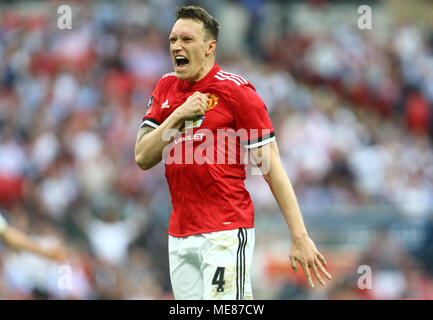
[44,244,68,262]
[289,236,332,288]
[175,91,209,121]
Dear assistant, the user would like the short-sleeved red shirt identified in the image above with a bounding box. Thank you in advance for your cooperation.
[142,63,275,236]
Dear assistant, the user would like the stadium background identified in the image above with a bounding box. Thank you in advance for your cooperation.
[1,0,433,299]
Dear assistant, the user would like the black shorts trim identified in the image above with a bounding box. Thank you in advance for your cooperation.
[236,228,247,300]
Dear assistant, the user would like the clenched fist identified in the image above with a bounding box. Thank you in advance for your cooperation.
[175,91,209,121]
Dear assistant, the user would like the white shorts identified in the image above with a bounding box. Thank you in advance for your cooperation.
[168,227,255,300]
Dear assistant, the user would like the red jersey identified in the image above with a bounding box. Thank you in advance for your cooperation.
[142,63,275,237]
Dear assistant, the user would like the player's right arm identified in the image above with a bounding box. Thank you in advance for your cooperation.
[0,214,66,261]
[135,91,209,170]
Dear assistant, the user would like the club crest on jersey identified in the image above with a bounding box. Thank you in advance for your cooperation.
[207,94,218,111]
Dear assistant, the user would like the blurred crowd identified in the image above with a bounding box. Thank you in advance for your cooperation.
[0,0,433,299]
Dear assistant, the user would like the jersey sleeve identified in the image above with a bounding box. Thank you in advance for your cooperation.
[0,213,8,235]
[230,84,275,149]
[141,78,164,129]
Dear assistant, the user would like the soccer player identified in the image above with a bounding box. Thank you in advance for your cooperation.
[135,5,331,300]
[0,211,66,261]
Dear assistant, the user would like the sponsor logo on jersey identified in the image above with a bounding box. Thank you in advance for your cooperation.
[179,116,205,134]
[174,133,205,144]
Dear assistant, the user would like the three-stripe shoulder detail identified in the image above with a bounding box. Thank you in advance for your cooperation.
[162,72,176,79]
[214,71,248,86]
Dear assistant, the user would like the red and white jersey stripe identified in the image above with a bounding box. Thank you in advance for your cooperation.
[162,72,176,78]
[214,70,248,86]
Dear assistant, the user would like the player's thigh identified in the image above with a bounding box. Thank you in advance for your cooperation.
[201,228,255,300]
[168,235,203,300]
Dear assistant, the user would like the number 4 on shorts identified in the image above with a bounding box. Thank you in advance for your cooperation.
[212,267,226,292]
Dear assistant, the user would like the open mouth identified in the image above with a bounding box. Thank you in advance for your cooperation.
[175,56,190,70]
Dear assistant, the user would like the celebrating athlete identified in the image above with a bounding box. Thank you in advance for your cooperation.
[135,5,331,300]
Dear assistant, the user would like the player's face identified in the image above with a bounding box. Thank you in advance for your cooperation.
[169,19,214,82]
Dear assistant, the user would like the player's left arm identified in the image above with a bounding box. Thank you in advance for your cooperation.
[250,141,332,288]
